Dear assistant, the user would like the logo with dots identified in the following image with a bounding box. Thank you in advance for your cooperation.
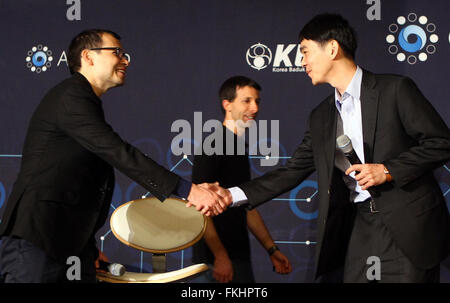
[25,44,54,73]
[386,13,438,65]
[246,42,273,70]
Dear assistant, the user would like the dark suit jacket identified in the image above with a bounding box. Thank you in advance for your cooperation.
[239,70,450,278]
[0,73,180,262]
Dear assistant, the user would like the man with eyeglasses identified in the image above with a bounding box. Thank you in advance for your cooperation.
[0,29,230,283]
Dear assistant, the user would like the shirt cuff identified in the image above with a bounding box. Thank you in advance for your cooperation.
[173,178,192,200]
[228,186,248,207]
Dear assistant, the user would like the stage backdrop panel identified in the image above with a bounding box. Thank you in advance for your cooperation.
[0,0,448,282]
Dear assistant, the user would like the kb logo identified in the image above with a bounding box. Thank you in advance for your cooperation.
[26,44,54,73]
[246,42,304,73]
[246,42,272,70]
[386,13,439,65]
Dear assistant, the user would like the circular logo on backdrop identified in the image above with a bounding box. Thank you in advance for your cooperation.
[386,13,438,65]
[289,180,319,220]
[25,44,53,73]
[246,42,272,70]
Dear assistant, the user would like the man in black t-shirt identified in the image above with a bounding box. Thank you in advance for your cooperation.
[191,76,292,283]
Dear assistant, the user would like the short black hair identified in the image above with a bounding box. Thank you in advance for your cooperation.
[298,13,357,60]
[219,76,261,114]
[68,29,121,74]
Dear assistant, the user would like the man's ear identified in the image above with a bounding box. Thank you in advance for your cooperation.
[222,99,232,112]
[80,49,94,67]
[329,40,340,59]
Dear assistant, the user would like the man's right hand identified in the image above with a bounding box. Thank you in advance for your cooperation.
[186,183,231,216]
[213,253,234,283]
[199,182,232,204]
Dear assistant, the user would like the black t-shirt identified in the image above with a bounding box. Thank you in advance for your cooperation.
[191,126,251,263]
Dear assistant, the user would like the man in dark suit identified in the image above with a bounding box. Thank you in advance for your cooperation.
[214,14,450,282]
[0,29,230,283]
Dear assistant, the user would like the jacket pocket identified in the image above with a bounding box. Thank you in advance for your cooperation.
[406,191,441,217]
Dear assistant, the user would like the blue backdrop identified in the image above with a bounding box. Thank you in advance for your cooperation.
[0,0,448,282]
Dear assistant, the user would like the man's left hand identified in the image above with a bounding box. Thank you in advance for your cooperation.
[270,251,292,274]
[345,163,388,190]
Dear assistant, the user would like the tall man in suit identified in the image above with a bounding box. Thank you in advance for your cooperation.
[212,14,450,282]
[0,29,230,283]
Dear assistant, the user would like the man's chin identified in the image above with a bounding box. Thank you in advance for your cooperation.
[114,78,126,87]
[115,72,126,84]
[311,78,325,86]
[236,119,256,129]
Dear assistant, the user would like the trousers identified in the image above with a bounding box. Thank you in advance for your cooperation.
[0,236,97,283]
[343,200,440,283]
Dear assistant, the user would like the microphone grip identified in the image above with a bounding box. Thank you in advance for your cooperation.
[345,151,377,198]
[345,150,361,165]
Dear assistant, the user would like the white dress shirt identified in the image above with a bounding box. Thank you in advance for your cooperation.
[335,66,371,203]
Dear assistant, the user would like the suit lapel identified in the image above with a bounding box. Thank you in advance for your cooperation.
[323,96,338,180]
[322,70,379,176]
[360,70,380,163]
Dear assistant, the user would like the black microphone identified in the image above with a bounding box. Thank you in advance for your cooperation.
[336,134,361,165]
[98,260,126,276]
[336,134,377,198]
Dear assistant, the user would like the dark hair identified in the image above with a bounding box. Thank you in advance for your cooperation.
[218,76,261,114]
[67,29,121,74]
[298,13,357,59]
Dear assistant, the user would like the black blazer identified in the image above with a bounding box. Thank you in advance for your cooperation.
[0,73,180,262]
[239,70,450,278]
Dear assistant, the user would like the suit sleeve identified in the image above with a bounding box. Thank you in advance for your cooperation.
[384,77,450,187]
[239,118,316,209]
[57,88,180,202]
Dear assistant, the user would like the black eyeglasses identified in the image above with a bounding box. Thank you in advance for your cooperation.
[89,47,130,61]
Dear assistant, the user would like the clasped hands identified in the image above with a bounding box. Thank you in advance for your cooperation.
[186,182,232,216]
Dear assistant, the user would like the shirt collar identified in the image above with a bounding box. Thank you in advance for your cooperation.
[335,66,363,110]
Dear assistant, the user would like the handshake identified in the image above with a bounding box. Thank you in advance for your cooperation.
[186,182,233,216]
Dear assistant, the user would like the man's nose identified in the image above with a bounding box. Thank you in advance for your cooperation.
[250,101,259,113]
[301,55,306,67]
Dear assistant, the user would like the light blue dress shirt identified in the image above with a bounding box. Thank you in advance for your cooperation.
[335,66,371,203]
